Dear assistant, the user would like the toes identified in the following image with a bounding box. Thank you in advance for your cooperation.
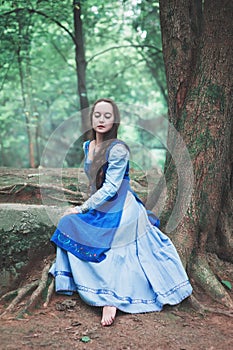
[101,317,114,327]
[101,306,116,326]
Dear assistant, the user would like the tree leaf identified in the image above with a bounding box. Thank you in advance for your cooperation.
[221,280,232,290]
[80,336,91,343]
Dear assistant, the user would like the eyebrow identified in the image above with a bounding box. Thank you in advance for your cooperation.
[94,111,112,115]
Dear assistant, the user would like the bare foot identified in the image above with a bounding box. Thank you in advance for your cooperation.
[101,306,117,326]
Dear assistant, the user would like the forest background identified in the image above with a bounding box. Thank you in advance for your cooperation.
[0,0,167,170]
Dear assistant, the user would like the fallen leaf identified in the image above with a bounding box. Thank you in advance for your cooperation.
[80,336,91,343]
[221,280,232,290]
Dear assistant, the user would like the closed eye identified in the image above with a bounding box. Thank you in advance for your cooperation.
[93,112,112,119]
[94,112,101,118]
[104,113,112,119]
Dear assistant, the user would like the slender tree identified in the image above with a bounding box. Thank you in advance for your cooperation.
[16,9,36,168]
[73,1,89,134]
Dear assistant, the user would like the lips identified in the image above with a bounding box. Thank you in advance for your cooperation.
[97,125,105,128]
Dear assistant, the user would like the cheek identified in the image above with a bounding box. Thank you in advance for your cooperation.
[107,118,114,126]
[106,122,114,129]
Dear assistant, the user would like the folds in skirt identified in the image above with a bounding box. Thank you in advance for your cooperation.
[49,190,192,313]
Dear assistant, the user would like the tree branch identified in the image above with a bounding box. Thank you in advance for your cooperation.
[0,53,16,91]
[86,44,162,64]
[0,7,76,45]
[50,41,76,70]
[112,58,145,79]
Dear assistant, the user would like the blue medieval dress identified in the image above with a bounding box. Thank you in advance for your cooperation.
[49,140,192,313]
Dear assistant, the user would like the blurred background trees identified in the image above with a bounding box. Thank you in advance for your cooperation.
[0,0,167,169]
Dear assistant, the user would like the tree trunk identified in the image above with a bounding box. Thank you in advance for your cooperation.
[16,11,36,168]
[67,1,91,167]
[73,1,90,135]
[213,132,233,260]
[159,0,233,306]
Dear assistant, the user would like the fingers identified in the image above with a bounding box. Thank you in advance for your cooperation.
[62,207,80,217]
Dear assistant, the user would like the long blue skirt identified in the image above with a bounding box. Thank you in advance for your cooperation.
[49,191,192,313]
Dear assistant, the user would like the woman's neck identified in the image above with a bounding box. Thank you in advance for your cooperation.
[95,134,104,146]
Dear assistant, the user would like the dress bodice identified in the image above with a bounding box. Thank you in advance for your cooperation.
[83,140,130,199]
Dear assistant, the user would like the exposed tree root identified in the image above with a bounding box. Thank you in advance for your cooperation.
[43,278,55,308]
[25,262,52,310]
[187,295,233,318]
[0,182,85,198]
[0,262,55,319]
[190,254,233,309]
[47,194,81,204]
[0,280,39,316]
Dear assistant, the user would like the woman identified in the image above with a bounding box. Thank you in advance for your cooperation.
[49,98,192,326]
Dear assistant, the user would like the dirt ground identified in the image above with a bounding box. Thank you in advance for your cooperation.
[1,289,233,350]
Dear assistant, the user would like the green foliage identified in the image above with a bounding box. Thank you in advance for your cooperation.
[0,0,167,168]
[221,280,232,290]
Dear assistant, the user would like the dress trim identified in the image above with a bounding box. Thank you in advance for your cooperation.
[51,229,109,262]
[76,284,160,305]
[76,280,190,305]
[54,270,73,278]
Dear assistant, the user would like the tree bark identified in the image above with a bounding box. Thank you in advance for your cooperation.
[16,11,36,168]
[159,0,233,306]
[73,1,90,134]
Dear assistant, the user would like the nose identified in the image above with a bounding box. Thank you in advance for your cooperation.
[99,114,105,123]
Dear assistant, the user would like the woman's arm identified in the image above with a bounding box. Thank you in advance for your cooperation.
[78,143,129,212]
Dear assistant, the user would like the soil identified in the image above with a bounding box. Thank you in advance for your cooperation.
[1,278,233,350]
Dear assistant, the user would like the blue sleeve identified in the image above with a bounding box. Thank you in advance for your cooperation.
[83,143,129,210]
[83,140,90,157]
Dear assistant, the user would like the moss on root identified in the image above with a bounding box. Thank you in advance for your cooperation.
[190,254,233,308]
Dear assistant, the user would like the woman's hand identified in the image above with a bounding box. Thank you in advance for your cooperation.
[62,206,80,217]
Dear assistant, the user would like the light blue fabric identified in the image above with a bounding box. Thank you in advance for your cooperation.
[49,140,192,313]
[83,141,130,208]
[50,141,131,262]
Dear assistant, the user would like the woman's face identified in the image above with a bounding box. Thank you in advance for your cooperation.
[92,101,115,135]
